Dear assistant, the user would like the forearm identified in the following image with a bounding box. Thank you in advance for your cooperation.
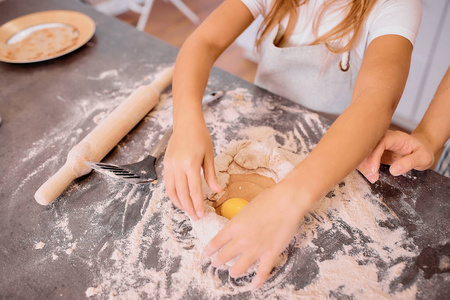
[172,0,254,129]
[289,97,394,202]
[413,67,450,155]
[287,34,412,203]
[172,37,220,129]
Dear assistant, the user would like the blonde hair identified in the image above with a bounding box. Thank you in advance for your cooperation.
[256,0,378,53]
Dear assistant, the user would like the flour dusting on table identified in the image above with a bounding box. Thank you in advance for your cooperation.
[16,77,421,299]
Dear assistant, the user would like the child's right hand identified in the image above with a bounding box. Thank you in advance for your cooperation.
[163,118,222,220]
[358,130,436,182]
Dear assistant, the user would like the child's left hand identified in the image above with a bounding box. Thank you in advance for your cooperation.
[203,176,313,288]
[357,130,436,183]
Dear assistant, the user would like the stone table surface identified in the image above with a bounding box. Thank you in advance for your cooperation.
[0,0,449,299]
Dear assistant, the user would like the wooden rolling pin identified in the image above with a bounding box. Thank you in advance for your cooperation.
[35,67,174,205]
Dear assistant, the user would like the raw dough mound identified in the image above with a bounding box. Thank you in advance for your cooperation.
[206,140,300,202]
[191,140,302,269]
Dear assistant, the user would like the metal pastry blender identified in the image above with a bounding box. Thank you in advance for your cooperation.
[85,90,224,184]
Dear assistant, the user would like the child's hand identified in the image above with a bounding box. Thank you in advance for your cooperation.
[164,119,222,220]
[203,177,311,288]
[358,130,435,183]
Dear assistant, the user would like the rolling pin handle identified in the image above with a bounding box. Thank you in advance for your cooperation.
[34,163,78,206]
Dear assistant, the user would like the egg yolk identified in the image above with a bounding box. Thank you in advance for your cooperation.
[220,197,249,220]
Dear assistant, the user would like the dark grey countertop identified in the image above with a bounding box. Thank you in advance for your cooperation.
[0,0,449,299]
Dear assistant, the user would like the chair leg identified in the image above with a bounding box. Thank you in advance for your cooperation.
[126,0,144,14]
[136,0,155,31]
[132,0,200,31]
[168,0,200,25]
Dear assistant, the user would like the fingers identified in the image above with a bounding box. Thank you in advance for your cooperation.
[359,139,387,183]
[187,166,205,218]
[225,249,277,289]
[211,240,241,268]
[164,142,207,219]
[357,158,379,183]
[390,158,411,176]
[203,151,222,193]
[163,168,182,209]
[252,255,276,289]
[164,158,207,219]
[163,130,217,219]
[210,239,275,288]
[175,172,198,220]
[229,253,255,278]
[361,130,435,178]
[203,228,232,257]
[166,168,206,219]
[359,130,414,183]
[390,149,434,175]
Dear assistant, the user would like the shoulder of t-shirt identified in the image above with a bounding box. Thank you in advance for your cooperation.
[367,0,423,47]
[240,0,272,18]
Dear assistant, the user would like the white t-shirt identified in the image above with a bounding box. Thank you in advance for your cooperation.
[241,0,422,61]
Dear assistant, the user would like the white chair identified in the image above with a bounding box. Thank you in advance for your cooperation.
[126,0,200,31]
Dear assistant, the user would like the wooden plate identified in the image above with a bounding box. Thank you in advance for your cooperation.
[0,10,95,63]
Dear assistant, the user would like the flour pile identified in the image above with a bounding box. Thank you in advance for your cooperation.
[83,123,418,299]
[191,139,298,269]
[16,76,419,299]
[194,139,301,245]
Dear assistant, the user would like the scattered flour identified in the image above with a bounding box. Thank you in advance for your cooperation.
[82,118,418,298]
[86,286,102,297]
[65,242,77,255]
[34,242,45,250]
[87,69,119,81]
[17,81,421,299]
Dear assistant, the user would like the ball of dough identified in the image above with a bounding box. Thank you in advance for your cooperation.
[220,197,248,220]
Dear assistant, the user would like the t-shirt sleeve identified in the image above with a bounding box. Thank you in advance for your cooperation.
[367,0,422,46]
[240,0,269,19]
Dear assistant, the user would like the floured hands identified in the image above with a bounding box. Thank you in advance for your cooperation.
[164,119,222,220]
[202,177,311,288]
[358,130,435,183]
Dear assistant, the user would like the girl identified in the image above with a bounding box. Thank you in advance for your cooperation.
[164,0,422,288]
